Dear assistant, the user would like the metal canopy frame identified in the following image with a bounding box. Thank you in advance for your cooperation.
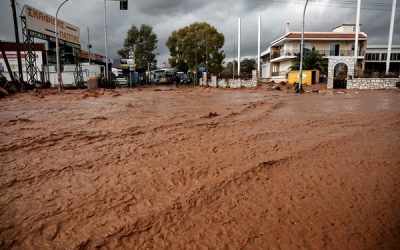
[21,15,38,84]
[74,47,83,86]
[20,13,83,87]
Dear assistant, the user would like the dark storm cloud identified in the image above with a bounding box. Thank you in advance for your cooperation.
[134,0,211,16]
[0,0,399,66]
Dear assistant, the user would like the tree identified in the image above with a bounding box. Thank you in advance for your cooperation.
[290,49,328,75]
[118,24,158,69]
[240,58,256,75]
[222,60,238,76]
[166,22,225,75]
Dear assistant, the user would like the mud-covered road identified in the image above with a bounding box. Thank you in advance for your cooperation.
[1,87,399,249]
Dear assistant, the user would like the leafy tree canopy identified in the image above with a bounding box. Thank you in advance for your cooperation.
[222,58,256,77]
[240,58,257,74]
[290,49,328,75]
[166,22,225,75]
[118,24,158,69]
[223,60,238,74]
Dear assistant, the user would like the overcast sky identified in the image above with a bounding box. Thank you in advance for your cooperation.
[1,0,399,66]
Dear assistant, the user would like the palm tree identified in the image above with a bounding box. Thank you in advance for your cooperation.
[290,48,328,76]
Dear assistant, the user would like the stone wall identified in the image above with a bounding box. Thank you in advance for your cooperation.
[347,78,399,90]
[208,78,258,88]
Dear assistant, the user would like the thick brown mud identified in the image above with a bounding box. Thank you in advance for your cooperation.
[1,87,399,249]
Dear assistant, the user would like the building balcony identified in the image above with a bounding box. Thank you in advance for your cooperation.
[271,71,287,77]
[270,49,365,62]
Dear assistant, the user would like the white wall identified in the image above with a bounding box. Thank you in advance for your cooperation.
[262,62,270,78]
[0,51,43,81]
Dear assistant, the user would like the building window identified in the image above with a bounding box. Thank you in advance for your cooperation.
[353,26,356,32]
[330,44,340,56]
[299,43,310,54]
[366,53,379,61]
[381,53,387,61]
[390,53,400,61]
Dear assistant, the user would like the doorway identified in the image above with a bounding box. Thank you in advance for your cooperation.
[333,63,348,89]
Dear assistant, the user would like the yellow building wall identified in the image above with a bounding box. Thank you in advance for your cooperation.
[288,70,320,86]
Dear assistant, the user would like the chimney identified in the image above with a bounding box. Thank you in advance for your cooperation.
[286,22,290,34]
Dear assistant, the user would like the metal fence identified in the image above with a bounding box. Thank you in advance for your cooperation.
[355,70,400,78]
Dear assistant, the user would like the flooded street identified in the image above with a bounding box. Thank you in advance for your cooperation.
[1,87,399,249]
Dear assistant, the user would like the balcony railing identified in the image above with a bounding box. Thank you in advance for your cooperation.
[271,50,298,59]
[319,50,365,57]
[271,71,287,77]
[271,49,365,59]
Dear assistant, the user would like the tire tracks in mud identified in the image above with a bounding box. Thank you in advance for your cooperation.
[83,159,286,249]
[0,98,284,156]
[96,126,399,249]
[2,91,399,249]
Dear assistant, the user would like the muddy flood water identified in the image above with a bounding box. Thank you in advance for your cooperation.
[1,87,399,249]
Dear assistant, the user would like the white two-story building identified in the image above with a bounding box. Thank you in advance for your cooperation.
[261,23,368,88]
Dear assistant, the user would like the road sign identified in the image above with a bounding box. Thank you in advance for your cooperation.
[24,5,80,46]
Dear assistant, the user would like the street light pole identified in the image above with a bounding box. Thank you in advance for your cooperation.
[55,0,70,92]
[257,14,261,83]
[299,0,309,92]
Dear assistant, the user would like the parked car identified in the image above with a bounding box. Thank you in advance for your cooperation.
[179,74,191,84]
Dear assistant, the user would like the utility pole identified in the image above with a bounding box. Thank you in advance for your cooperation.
[233,42,235,80]
[10,0,23,82]
[386,0,397,74]
[104,0,109,81]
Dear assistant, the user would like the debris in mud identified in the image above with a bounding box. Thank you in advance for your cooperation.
[202,112,219,118]
[91,116,107,120]
[78,89,121,99]
[0,87,9,97]
[4,118,32,126]
[88,116,108,125]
